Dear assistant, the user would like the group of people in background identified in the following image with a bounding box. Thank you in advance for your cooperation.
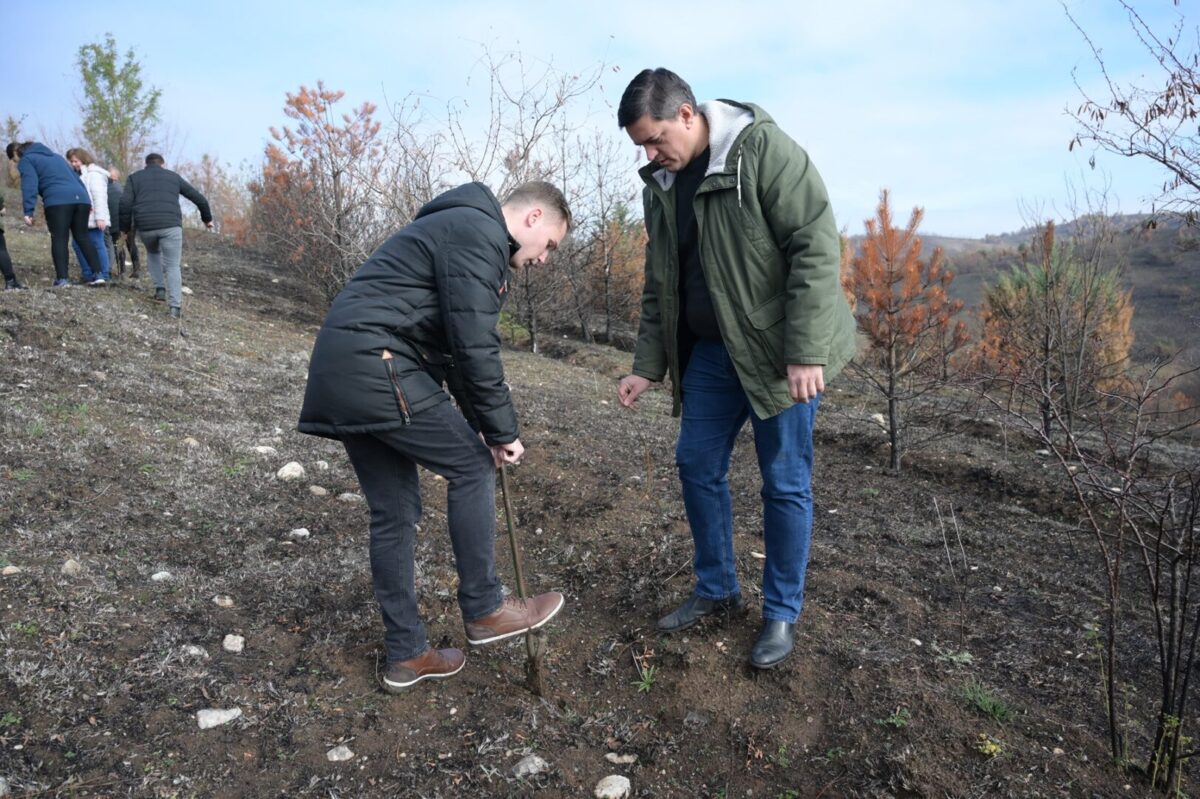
[3,142,213,319]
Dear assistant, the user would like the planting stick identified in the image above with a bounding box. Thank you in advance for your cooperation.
[499,464,547,696]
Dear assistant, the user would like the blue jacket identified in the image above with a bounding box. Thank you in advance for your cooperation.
[18,143,89,215]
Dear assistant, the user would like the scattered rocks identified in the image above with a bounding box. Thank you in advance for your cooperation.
[286,528,310,540]
[196,708,241,729]
[309,485,328,497]
[181,645,208,658]
[337,492,364,504]
[183,437,200,448]
[594,775,631,799]
[251,446,278,457]
[604,753,638,765]
[222,634,245,653]
[212,595,235,608]
[2,566,22,576]
[326,745,355,762]
[61,559,84,577]
[150,571,173,582]
[512,754,549,777]
[277,462,305,480]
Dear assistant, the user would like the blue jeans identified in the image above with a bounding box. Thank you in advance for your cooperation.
[676,339,820,623]
[72,228,110,281]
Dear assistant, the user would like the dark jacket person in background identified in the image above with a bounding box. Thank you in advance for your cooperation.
[0,196,27,290]
[298,181,570,693]
[106,166,139,279]
[616,68,857,670]
[7,141,105,288]
[119,153,212,318]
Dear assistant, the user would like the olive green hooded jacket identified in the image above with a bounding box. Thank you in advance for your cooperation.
[631,100,857,419]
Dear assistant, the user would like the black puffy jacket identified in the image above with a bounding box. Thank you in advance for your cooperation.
[298,183,519,444]
[119,164,212,233]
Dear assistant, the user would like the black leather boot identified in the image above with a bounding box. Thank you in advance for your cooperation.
[750,620,795,669]
[656,592,744,633]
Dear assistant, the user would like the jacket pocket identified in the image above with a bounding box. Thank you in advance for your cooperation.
[746,293,785,329]
[381,351,412,426]
[745,293,787,376]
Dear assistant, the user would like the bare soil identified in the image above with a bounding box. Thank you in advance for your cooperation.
[0,222,1184,797]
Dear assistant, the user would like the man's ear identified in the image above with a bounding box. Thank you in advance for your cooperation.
[525,207,543,227]
[679,103,696,126]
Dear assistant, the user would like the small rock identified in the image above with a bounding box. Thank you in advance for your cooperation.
[315,460,329,471]
[181,286,194,296]
[604,753,638,765]
[870,412,887,430]
[2,566,22,576]
[91,371,107,381]
[183,437,200,448]
[61,559,84,577]
[150,571,173,582]
[909,638,922,647]
[512,754,549,777]
[1053,747,1065,756]
[1035,449,1051,456]
[337,492,363,503]
[683,710,709,729]
[222,634,245,653]
[286,528,310,540]
[273,427,283,436]
[213,594,235,608]
[138,314,149,320]
[326,745,354,762]
[182,645,208,658]
[277,462,305,480]
[251,446,278,457]
[309,485,328,497]
[594,775,631,799]
[196,708,241,729]
[0,776,9,797]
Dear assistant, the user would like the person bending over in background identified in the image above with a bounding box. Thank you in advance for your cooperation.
[298,181,570,693]
[119,153,212,318]
[65,148,112,286]
[615,68,857,669]
[6,141,104,288]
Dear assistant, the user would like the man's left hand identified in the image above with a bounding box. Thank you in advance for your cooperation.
[786,364,824,403]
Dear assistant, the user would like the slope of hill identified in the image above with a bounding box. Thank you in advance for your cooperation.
[0,224,1187,796]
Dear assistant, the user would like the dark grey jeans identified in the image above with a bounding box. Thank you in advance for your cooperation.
[342,397,503,662]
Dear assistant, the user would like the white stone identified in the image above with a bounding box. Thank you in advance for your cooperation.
[286,528,310,540]
[182,645,208,658]
[61,559,84,577]
[309,485,328,497]
[183,437,200,448]
[594,775,631,799]
[222,634,245,653]
[337,492,363,503]
[150,571,173,582]
[251,446,278,457]
[315,460,329,471]
[605,753,638,765]
[196,708,241,729]
[0,776,8,797]
[277,462,305,480]
[181,286,194,295]
[512,754,549,777]
[326,745,355,762]
[1035,449,1051,456]
[870,412,887,430]
[1,566,21,576]
[213,594,235,608]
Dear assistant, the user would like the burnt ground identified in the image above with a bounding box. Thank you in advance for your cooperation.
[0,221,1191,797]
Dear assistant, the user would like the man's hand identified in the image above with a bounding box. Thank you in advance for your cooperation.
[97,220,108,231]
[618,375,651,408]
[786,364,824,403]
[23,216,33,226]
[489,437,525,468]
[205,221,215,231]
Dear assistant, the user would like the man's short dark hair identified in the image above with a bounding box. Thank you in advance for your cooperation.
[145,153,165,166]
[503,181,573,232]
[617,68,698,129]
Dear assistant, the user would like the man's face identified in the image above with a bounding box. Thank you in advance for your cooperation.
[625,104,700,173]
[509,207,568,269]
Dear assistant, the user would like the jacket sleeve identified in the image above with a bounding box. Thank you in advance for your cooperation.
[119,176,134,232]
[630,188,668,381]
[434,232,518,445]
[178,177,213,224]
[19,160,37,217]
[753,126,843,365]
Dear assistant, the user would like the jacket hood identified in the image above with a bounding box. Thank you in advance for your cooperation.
[642,100,757,191]
[414,182,502,224]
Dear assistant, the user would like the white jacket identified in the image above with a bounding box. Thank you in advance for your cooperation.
[78,163,111,229]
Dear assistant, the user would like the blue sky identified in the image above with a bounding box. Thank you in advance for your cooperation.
[3,0,1189,237]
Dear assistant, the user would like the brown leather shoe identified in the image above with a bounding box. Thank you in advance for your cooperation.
[381,647,466,693]
[464,592,565,646]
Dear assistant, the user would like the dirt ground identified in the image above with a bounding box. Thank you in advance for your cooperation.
[0,222,1189,797]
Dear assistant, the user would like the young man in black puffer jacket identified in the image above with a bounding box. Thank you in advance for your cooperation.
[299,180,570,693]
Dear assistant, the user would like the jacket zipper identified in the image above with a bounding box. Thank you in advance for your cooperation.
[382,351,412,425]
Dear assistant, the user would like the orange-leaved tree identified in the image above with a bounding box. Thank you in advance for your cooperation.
[846,190,969,470]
